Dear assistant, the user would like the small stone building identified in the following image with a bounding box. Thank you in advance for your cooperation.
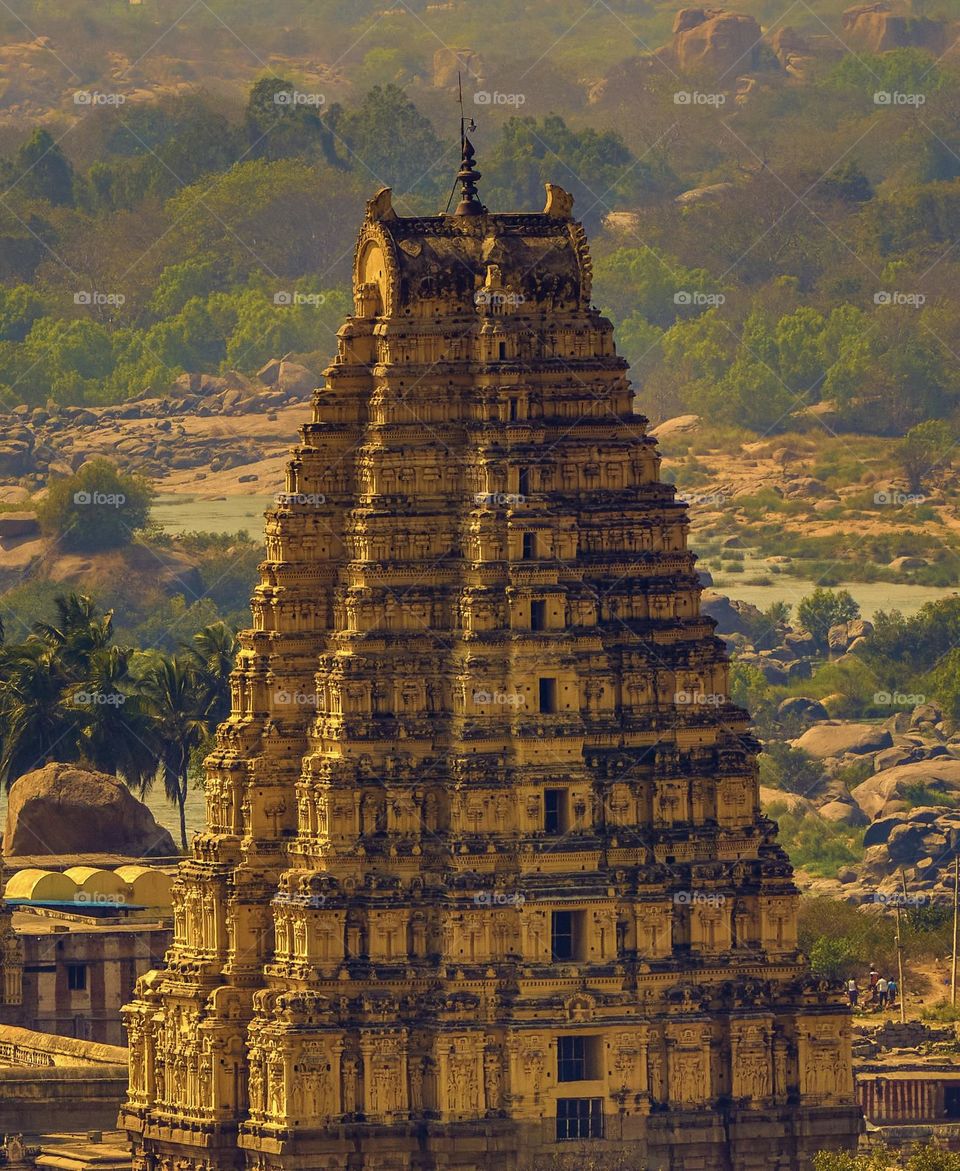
[855,1020,960,1151]
[13,908,171,1044]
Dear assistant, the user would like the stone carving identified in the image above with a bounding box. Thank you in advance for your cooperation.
[119,158,859,1171]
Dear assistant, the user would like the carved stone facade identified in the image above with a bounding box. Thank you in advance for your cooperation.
[0,871,24,1025]
[120,169,861,1170]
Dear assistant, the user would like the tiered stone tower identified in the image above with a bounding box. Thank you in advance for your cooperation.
[0,868,23,1025]
[121,156,861,1171]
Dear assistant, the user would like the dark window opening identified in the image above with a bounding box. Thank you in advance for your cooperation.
[518,467,529,495]
[544,788,566,835]
[522,533,536,560]
[498,341,507,360]
[531,600,546,631]
[551,910,574,961]
[508,397,518,421]
[67,964,87,991]
[557,1036,587,1082]
[539,677,557,714]
[557,1098,603,1141]
[946,1085,960,1118]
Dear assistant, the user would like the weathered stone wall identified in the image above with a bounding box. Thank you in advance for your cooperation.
[0,1024,128,1136]
[0,1065,129,1135]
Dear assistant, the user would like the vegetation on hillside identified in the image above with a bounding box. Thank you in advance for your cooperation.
[0,28,955,438]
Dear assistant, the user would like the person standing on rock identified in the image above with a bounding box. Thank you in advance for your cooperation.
[846,977,858,1008]
[876,975,888,1009]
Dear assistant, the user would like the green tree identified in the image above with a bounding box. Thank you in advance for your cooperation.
[13,128,74,206]
[714,354,796,433]
[68,643,159,792]
[32,592,114,671]
[244,76,337,164]
[330,84,444,196]
[163,160,363,286]
[729,661,777,735]
[0,638,77,788]
[18,316,115,404]
[775,307,827,395]
[144,296,225,371]
[148,256,223,318]
[900,419,954,493]
[594,247,723,329]
[908,1142,960,1171]
[820,159,873,204]
[483,114,673,230]
[185,621,238,726]
[797,588,860,653]
[138,655,210,849]
[808,935,857,981]
[759,741,823,796]
[37,460,153,552]
[812,1147,891,1171]
[0,284,47,341]
[829,46,940,102]
[89,96,240,208]
[0,593,156,792]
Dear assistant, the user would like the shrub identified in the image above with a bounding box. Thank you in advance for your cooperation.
[760,741,822,795]
[797,588,860,652]
[37,459,152,551]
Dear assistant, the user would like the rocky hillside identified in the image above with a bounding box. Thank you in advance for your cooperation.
[0,358,317,497]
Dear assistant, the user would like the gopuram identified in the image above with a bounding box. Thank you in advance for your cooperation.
[120,145,862,1170]
[0,888,22,1025]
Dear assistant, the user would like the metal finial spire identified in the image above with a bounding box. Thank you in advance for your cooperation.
[452,72,485,217]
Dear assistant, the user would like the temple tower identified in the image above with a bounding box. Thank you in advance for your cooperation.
[0,866,23,1024]
[121,153,861,1170]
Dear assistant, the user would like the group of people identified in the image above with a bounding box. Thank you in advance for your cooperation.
[846,968,899,1010]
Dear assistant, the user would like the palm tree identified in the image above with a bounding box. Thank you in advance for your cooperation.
[185,622,238,726]
[32,593,114,672]
[69,644,160,793]
[0,639,79,788]
[138,655,209,850]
